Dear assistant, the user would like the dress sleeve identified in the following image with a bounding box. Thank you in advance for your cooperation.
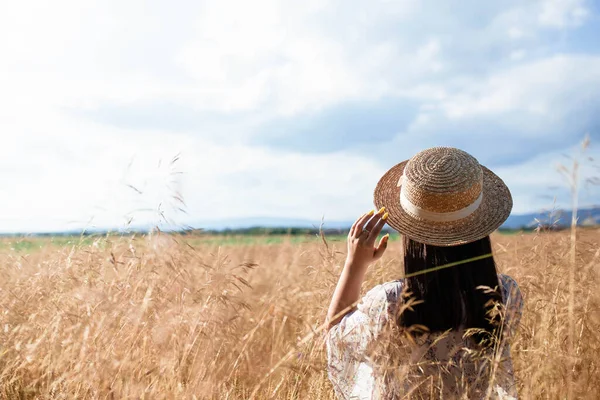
[498,274,524,338]
[326,281,403,398]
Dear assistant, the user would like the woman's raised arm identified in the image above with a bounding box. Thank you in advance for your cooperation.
[326,208,389,329]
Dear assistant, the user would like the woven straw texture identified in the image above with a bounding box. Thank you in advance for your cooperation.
[374,147,512,246]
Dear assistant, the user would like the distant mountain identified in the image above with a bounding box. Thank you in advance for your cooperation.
[501,207,600,230]
[189,207,600,232]
[190,217,355,231]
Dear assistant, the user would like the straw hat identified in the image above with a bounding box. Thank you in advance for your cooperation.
[373,147,512,246]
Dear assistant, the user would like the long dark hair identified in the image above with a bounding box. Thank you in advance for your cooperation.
[399,235,503,344]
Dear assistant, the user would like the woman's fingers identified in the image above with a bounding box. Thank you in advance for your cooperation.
[373,234,390,260]
[367,211,389,244]
[363,207,386,235]
[350,209,374,237]
[348,212,365,237]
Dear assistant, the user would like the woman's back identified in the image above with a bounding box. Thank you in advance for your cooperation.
[327,274,523,399]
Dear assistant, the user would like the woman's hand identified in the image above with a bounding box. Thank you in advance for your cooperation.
[346,207,389,269]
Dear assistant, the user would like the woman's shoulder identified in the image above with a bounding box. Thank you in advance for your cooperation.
[498,273,524,307]
[498,273,518,287]
[498,274,521,295]
[358,280,404,318]
[365,279,404,302]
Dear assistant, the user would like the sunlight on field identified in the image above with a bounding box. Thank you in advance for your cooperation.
[0,230,598,398]
[0,230,529,252]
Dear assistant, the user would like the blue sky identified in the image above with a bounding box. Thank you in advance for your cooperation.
[1,0,600,232]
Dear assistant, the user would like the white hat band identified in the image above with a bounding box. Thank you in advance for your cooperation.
[400,189,483,222]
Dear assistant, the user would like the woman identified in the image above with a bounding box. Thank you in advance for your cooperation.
[326,147,523,399]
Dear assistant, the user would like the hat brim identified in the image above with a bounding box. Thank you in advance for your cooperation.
[374,161,513,246]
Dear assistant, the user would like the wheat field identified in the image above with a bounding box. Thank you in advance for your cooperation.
[0,229,598,399]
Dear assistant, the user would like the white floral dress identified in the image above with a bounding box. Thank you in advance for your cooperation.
[327,274,523,399]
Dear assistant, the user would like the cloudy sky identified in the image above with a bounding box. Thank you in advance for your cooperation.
[1,0,599,232]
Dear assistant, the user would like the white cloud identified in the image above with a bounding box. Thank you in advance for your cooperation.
[0,0,598,232]
[174,0,430,115]
[508,27,525,39]
[509,49,527,61]
[0,0,430,118]
[539,0,589,28]
[440,55,600,121]
[494,141,600,214]
[414,38,444,73]
[0,112,385,232]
